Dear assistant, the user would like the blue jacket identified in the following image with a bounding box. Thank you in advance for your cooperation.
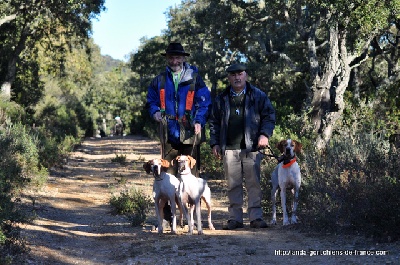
[209,82,276,153]
[146,62,211,144]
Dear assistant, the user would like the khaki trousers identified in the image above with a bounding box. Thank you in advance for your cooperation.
[223,149,264,222]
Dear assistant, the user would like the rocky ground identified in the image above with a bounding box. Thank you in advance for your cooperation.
[17,135,399,264]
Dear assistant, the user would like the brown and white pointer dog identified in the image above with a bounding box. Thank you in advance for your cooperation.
[143,158,182,234]
[172,155,215,235]
[271,139,302,226]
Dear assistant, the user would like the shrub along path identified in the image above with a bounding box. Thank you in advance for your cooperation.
[19,135,399,264]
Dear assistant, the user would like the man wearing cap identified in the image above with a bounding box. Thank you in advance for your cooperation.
[209,63,276,229]
[146,43,211,177]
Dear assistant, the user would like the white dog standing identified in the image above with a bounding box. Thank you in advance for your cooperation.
[173,155,215,235]
[143,158,181,234]
[271,139,302,226]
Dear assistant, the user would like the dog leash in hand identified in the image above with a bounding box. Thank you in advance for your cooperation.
[258,145,280,162]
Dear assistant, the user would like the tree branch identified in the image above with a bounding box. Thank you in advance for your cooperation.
[0,14,17,27]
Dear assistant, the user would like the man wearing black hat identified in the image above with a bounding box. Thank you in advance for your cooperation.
[146,43,211,177]
[209,63,276,230]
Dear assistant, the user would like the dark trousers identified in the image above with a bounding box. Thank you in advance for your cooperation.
[163,141,200,178]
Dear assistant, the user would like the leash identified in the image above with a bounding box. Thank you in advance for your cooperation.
[258,145,280,162]
[159,121,165,158]
[159,118,175,158]
[259,145,297,166]
[190,133,197,157]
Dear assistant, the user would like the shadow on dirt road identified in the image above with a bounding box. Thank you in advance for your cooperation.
[19,135,399,265]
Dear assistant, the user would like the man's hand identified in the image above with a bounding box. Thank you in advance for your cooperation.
[194,123,201,134]
[257,134,269,149]
[153,111,162,122]
[212,145,221,160]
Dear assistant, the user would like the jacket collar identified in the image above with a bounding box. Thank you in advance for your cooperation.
[223,82,251,97]
[166,62,194,84]
[230,87,246,97]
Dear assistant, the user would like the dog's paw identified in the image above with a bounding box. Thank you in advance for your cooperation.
[283,219,290,226]
[209,223,215,230]
[270,219,277,225]
[197,230,204,235]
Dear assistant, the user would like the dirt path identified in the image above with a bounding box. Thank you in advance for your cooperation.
[19,135,399,265]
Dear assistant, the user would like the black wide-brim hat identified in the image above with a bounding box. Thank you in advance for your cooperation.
[161,42,190,56]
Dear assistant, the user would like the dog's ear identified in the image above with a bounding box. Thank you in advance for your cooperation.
[143,161,151,174]
[188,155,196,169]
[160,159,170,168]
[276,140,286,153]
[293,140,303,153]
[171,156,179,166]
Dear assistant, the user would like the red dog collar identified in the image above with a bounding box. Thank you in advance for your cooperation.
[282,157,296,168]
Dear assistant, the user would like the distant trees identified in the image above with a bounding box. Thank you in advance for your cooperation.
[0,2,108,258]
[0,0,105,100]
[131,0,400,149]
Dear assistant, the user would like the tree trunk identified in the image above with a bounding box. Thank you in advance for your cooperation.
[306,24,351,149]
[0,14,16,27]
[307,26,339,131]
[1,56,17,100]
[1,27,29,100]
[321,29,352,147]
[0,15,17,99]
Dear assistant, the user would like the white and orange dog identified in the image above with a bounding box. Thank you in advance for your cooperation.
[271,139,302,226]
[172,155,215,235]
[143,158,181,234]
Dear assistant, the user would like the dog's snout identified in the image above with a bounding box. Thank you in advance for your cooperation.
[177,159,188,173]
[285,147,291,155]
[178,163,186,172]
[151,164,161,176]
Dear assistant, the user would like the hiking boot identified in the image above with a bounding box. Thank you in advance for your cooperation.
[223,220,244,230]
[250,218,268,228]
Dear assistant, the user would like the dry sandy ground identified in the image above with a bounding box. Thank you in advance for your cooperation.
[18,135,399,264]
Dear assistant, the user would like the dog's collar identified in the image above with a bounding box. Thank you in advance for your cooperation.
[282,156,296,168]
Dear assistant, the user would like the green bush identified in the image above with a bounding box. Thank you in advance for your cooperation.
[200,143,224,179]
[0,100,26,127]
[111,154,127,165]
[34,103,85,141]
[109,188,152,226]
[259,111,399,242]
[59,135,81,156]
[300,130,400,241]
[0,123,48,194]
[0,122,48,258]
[30,126,80,168]
[199,123,241,179]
